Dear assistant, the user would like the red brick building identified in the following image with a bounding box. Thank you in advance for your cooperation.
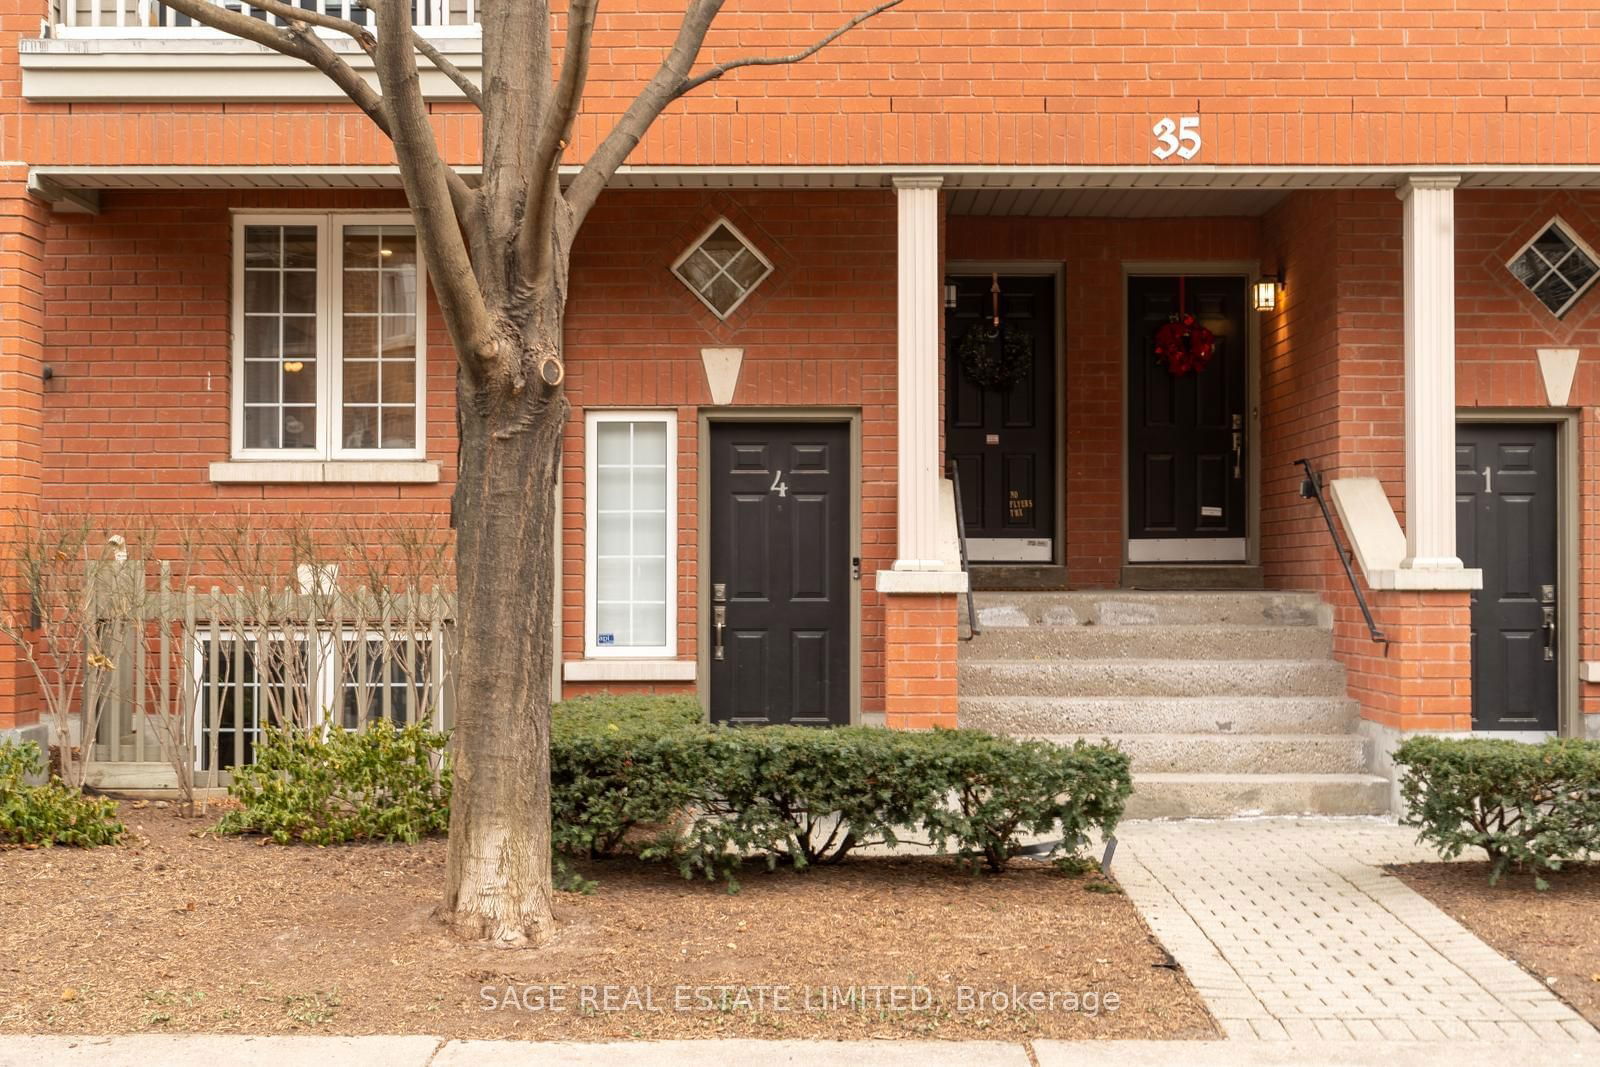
[2,1,1597,812]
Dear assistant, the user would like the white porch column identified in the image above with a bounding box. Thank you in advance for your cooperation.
[1398,175,1463,572]
[892,175,944,572]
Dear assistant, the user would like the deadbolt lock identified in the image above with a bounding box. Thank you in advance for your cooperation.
[713,582,727,603]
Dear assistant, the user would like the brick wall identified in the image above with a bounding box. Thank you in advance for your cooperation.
[1263,187,1600,732]
[36,186,903,715]
[0,172,48,730]
[883,593,958,729]
[8,2,1600,170]
[945,214,1262,587]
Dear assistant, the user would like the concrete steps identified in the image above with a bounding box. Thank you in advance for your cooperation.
[960,658,1349,698]
[956,590,1387,818]
[1021,733,1368,775]
[960,695,1359,735]
[1122,773,1393,820]
[961,622,1333,661]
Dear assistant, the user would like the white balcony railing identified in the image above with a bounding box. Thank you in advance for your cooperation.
[51,0,479,37]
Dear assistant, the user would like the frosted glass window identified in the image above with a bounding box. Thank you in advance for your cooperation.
[589,417,674,653]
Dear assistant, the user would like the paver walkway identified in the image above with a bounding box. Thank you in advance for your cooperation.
[1114,817,1600,1043]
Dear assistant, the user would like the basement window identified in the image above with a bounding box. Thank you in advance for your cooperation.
[671,219,772,318]
[1507,218,1600,317]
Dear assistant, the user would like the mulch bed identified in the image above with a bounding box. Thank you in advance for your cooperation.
[0,803,1215,1041]
[1389,860,1600,1027]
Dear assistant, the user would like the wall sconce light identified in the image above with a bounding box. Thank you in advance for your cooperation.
[943,283,959,309]
[1252,273,1283,312]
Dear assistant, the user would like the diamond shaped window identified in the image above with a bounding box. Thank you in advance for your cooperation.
[671,219,773,319]
[1507,218,1600,317]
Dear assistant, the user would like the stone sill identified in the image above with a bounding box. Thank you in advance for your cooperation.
[209,460,440,485]
[1366,567,1483,592]
[562,660,697,683]
[876,569,969,595]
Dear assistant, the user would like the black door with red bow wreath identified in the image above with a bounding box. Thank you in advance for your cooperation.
[1126,275,1249,561]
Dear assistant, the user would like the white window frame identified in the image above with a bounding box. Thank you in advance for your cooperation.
[1505,215,1600,319]
[669,217,774,320]
[231,212,428,461]
[584,410,678,659]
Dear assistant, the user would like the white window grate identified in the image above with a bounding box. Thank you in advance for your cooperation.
[670,218,773,319]
[1507,217,1600,318]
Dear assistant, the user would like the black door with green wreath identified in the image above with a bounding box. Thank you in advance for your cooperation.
[944,275,1056,561]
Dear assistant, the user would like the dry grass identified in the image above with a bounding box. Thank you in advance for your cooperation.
[0,804,1214,1041]
[1390,861,1600,1028]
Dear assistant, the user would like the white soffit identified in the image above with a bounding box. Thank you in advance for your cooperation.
[28,164,1600,216]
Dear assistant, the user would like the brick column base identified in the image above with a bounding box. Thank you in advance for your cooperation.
[1343,590,1473,732]
[883,593,959,729]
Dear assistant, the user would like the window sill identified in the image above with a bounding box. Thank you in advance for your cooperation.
[209,460,440,485]
[563,660,697,683]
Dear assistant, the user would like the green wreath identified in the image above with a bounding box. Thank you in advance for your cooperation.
[957,322,1033,389]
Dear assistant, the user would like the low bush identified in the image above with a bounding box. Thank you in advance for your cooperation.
[217,721,451,845]
[551,694,708,858]
[1394,736,1600,887]
[215,694,1134,890]
[920,731,1133,873]
[0,740,124,848]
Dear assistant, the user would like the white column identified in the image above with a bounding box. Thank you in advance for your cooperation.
[892,176,944,571]
[1398,175,1463,572]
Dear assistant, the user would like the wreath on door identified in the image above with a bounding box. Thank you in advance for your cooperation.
[1153,276,1217,376]
[957,273,1034,389]
[957,321,1034,389]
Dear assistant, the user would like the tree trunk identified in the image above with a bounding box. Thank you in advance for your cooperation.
[439,309,566,946]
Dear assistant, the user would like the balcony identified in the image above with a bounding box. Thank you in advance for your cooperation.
[22,1,483,101]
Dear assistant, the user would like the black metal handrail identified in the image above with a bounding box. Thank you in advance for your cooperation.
[1296,457,1389,652]
[947,461,980,639]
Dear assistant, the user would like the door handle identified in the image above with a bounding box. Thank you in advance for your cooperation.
[713,605,727,661]
[1231,414,1244,480]
[1542,605,1556,662]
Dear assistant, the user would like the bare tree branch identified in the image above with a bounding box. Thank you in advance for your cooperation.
[564,0,724,227]
[347,0,485,109]
[565,0,900,228]
[369,0,498,379]
[671,0,901,100]
[521,0,602,282]
[412,32,486,110]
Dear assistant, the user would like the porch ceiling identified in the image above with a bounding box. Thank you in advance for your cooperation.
[28,163,1600,214]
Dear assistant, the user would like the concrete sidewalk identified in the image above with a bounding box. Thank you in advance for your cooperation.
[4,1036,1600,1067]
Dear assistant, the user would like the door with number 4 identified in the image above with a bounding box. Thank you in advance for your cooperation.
[708,421,852,726]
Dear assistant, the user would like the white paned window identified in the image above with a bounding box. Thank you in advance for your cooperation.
[1507,217,1600,318]
[670,218,773,319]
[585,412,677,658]
[233,214,426,460]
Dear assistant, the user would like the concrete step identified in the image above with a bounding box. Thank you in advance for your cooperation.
[1026,733,1368,775]
[959,623,1333,661]
[959,658,1349,698]
[1119,564,1264,590]
[960,695,1360,735]
[972,590,1326,628]
[1124,773,1392,819]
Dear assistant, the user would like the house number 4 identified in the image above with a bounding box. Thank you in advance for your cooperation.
[1151,116,1202,161]
[770,470,789,498]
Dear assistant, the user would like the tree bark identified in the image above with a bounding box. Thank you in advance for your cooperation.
[442,300,567,946]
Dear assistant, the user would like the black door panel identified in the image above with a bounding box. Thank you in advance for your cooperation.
[1456,424,1559,731]
[709,421,851,726]
[945,275,1056,551]
[1127,276,1248,543]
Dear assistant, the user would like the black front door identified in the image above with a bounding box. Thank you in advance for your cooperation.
[945,274,1056,562]
[708,421,852,726]
[1456,423,1560,731]
[1126,275,1248,557]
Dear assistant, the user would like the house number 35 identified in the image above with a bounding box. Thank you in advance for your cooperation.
[1151,116,1202,161]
